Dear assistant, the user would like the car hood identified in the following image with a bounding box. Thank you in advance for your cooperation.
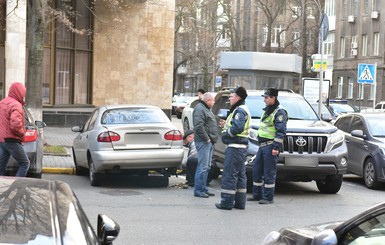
[273,222,342,244]
[251,119,337,134]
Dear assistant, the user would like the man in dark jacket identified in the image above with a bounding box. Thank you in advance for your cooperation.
[192,92,218,198]
[215,87,251,210]
[0,82,30,177]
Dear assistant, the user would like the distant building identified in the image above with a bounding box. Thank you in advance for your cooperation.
[332,0,384,109]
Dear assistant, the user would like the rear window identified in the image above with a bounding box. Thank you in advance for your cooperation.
[101,108,169,124]
[329,103,357,113]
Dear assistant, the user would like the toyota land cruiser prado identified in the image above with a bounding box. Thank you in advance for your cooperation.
[212,90,348,194]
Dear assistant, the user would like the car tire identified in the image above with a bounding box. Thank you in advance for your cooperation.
[73,148,88,176]
[159,175,169,187]
[208,165,221,180]
[246,171,253,193]
[183,118,190,131]
[89,157,102,187]
[316,174,343,194]
[364,158,381,189]
[29,172,42,179]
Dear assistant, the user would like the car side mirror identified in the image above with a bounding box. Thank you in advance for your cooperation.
[320,113,333,122]
[97,214,120,245]
[311,229,337,245]
[351,129,365,139]
[71,125,84,133]
[35,120,46,128]
[218,109,230,120]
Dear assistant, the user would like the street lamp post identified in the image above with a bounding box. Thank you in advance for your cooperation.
[313,0,328,117]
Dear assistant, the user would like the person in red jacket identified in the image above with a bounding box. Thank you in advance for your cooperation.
[0,82,30,177]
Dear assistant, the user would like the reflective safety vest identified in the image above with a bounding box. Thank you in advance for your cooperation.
[258,106,286,139]
[223,105,251,138]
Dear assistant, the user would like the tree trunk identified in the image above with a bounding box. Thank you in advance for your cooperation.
[26,0,46,121]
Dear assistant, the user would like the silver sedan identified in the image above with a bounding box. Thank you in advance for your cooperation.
[72,105,184,186]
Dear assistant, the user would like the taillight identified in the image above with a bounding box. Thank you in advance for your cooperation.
[97,131,121,142]
[24,129,38,142]
[164,130,183,141]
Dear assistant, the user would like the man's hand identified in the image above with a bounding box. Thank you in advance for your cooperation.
[219,119,225,128]
[272,149,279,156]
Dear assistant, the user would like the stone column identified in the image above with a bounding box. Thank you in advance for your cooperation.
[5,0,27,95]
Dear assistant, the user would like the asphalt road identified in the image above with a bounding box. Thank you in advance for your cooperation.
[43,173,385,245]
[41,116,385,244]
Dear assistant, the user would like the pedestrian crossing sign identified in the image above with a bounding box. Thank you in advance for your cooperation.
[357,63,376,84]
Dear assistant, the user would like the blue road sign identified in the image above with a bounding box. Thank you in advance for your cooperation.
[357,63,376,84]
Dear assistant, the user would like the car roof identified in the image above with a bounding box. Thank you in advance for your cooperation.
[0,177,95,243]
[341,111,385,117]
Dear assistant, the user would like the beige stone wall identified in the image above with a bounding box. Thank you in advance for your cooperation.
[5,0,27,94]
[93,0,175,112]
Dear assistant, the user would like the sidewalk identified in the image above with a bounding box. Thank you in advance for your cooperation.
[42,127,78,174]
[42,116,184,174]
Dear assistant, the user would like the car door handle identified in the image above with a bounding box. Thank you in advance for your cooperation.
[345,139,349,143]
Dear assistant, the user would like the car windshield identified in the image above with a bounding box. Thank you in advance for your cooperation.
[245,95,318,120]
[101,108,170,124]
[329,103,356,114]
[311,103,333,118]
[367,117,385,137]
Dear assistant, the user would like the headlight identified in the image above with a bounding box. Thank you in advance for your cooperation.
[325,130,344,153]
[261,231,281,245]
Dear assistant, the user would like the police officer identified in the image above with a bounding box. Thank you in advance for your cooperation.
[248,88,287,204]
[215,86,251,210]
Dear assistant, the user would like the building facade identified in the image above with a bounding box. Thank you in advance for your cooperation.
[0,0,175,117]
[332,0,384,109]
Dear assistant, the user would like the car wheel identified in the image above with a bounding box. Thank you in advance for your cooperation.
[29,172,42,179]
[363,158,381,189]
[73,148,87,176]
[246,171,253,193]
[316,174,343,194]
[183,118,190,131]
[208,165,221,180]
[159,175,169,187]
[89,157,102,187]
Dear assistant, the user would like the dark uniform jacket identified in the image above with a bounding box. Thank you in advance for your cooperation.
[258,100,287,152]
[221,100,249,145]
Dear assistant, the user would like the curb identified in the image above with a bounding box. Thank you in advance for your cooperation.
[42,167,76,175]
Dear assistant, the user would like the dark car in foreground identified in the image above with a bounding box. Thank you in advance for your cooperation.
[6,107,46,178]
[0,177,119,244]
[334,112,385,189]
[212,90,348,194]
[262,202,385,245]
[72,105,184,186]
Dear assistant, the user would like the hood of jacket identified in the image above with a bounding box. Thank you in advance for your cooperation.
[8,82,26,105]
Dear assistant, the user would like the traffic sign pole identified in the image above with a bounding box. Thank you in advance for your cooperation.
[357,63,377,109]
[374,62,377,109]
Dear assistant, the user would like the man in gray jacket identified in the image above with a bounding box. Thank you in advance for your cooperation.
[193,92,218,198]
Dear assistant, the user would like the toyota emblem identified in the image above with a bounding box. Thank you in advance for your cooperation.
[296,137,307,147]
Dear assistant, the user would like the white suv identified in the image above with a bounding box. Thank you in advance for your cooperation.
[211,90,348,194]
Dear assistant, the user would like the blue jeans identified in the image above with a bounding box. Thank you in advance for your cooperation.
[194,141,214,196]
[0,142,30,177]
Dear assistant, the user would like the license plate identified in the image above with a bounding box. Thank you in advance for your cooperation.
[285,157,318,167]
